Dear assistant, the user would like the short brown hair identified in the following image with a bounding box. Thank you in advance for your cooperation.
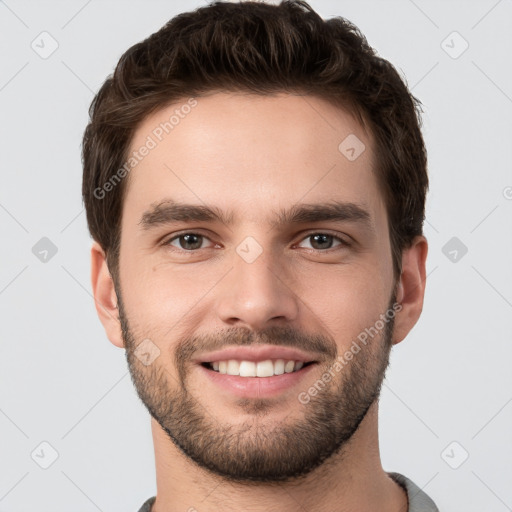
[82,0,428,283]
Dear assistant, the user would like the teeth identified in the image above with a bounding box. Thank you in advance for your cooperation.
[257,360,274,377]
[274,359,285,375]
[208,359,309,377]
[239,361,256,377]
[284,360,295,373]
[227,360,240,375]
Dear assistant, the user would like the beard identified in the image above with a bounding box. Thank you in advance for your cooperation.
[118,292,396,484]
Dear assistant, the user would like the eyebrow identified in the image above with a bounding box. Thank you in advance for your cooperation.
[139,199,373,232]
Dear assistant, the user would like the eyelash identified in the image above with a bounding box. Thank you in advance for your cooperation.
[161,231,352,253]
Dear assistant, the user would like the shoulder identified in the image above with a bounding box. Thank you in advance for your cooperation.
[388,472,440,512]
[137,496,156,512]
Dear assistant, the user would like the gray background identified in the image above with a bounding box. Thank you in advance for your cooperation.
[1,0,511,510]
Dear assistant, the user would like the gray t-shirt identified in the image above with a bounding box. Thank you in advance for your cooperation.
[137,472,439,511]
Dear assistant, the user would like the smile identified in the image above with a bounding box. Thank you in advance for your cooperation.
[203,359,315,377]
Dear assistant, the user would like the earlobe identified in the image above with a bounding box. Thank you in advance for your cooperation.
[90,242,125,348]
[392,236,428,345]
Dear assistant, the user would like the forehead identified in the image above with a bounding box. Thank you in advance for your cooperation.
[122,92,385,229]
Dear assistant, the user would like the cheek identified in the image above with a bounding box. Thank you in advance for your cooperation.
[120,254,228,334]
[295,262,391,349]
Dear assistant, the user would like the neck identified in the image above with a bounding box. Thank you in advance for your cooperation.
[149,402,408,512]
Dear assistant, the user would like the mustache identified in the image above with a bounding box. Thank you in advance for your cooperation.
[175,325,337,369]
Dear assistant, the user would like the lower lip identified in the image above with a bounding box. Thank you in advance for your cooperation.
[197,363,317,399]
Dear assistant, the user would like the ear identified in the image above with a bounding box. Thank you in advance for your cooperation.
[90,242,125,348]
[392,235,428,345]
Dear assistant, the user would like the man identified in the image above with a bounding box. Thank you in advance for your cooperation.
[82,1,438,510]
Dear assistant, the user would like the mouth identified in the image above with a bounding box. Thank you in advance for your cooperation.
[193,345,323,398]
[197,358,319,399]
[200,359,316,377]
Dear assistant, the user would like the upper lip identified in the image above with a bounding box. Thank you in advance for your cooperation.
[193,345,321,364]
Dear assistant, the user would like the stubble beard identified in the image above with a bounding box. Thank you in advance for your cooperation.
[119,294,395,483]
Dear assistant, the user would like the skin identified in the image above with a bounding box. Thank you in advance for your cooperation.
[91,92,428,512]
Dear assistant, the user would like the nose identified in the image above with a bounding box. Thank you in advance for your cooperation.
[214,247,300,330]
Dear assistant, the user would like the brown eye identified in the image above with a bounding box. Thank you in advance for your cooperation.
[168,233,207,250]
[310,234,334,250]
[298,233,348,251]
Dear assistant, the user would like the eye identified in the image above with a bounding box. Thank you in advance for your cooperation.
[166,232,215,251]
[297,233,349,251]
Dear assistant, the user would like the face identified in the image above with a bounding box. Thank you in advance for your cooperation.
[114,92,399,482]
